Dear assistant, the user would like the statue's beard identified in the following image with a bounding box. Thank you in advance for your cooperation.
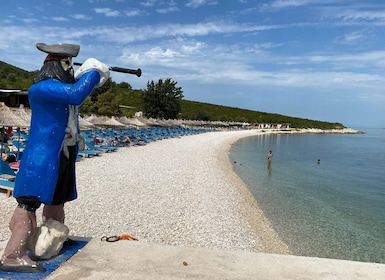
[34,60,75,84]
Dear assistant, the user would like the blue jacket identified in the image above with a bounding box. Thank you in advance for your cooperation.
[13,70,100,204]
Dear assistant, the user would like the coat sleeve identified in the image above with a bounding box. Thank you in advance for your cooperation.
[30,70,101,106]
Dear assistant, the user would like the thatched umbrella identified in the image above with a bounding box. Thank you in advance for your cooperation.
[96,116,109,124]
[101,116,125,127]
[138,117,158,126]
[14,104,31,124]
[84,114,98,122]
[79,116,95,129]
[0,102,30,128]
[84,115,106,127]
[124,117,147,127]
[165,119,182,127]
[85,114,102,125]
[154,119,169,127]
[116,116,134,127]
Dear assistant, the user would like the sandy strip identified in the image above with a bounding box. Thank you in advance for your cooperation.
[0,130,290,254]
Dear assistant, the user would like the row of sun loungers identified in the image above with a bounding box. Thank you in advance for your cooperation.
[78,126,214,156]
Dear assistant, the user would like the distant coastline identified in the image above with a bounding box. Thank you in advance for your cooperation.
[223,127,364,134]
[287,127,365,134]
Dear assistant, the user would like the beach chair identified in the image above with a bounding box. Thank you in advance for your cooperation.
[78,149,103,158]
[85,141,118,153]
[11,140,26,160]
[20,130,29,141]
[0,160,16,197]
[0,179,14,197]
[12,140,26,151]
[0,159,16,180]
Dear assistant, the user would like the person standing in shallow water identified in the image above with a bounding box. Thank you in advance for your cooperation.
[267,150,273,170]
[0,43,110,273]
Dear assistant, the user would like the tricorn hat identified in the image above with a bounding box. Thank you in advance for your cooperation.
[36,43,80,57]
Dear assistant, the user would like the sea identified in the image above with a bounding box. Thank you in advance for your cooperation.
[229,128,385,264]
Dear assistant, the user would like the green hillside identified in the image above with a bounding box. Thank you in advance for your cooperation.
[0,61,38,89]
[0,60,345,129]
[180,100,344,129]
[118,89,344,129]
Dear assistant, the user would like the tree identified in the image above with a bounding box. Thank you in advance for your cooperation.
[196,111,211,121]
[117,81,132,90]
[96,90,122,116]
[90,78,116,103]
[141,78,184,119]
[80,96,94,115]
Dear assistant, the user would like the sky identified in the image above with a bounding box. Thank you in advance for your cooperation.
[1,0,385,128]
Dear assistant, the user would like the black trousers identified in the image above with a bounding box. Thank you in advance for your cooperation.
[52,145,76,205]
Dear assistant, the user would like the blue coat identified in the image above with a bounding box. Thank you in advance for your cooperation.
[13,70,100,204]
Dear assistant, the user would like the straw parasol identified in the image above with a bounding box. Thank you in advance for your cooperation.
[0,102,30,128]
[78,116,95,128]
[84,115,106,126]
[138,117,158,126]
[85,114,101,124]
[123,117,147,127]
[101,116,125,127]
[116,116,133,127]
[13,104,31,124]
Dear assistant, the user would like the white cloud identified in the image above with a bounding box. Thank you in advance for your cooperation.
[156,6,180,14]
[72,14,92,20]
[110,35,385,102]
[94,8,120,17]
[343,31,366,43]
[21,18,39,24]
[61,0,75,7]
[139,0,157,8]
[52,17,69,22]
[261,0,312,9]
[181,42,206,53]
[88,21,282,44]
[120,46,182,66]
[185,0,218,9]
[124,9,145,17]
[337,9,385,21]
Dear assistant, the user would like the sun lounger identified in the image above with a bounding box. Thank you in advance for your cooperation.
[0,179,14,197]
[12,140,26,151]
[9,161,20,172]
[0,160,16,178]
[78,149,103,158]
[0,159,17,197]
[85,141,118,153]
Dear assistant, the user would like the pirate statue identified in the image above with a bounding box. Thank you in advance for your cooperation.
[0,43,110,273]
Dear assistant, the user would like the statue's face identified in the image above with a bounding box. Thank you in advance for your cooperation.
[60,57,74,76]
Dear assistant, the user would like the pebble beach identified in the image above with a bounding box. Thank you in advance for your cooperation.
[0,130,293,255]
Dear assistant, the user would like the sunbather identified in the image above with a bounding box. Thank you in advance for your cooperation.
[2,153,17,163]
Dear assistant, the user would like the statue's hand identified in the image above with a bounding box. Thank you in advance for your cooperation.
[74,58,110,87]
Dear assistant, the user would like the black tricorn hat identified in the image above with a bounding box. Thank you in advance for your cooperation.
[36,43,80,57]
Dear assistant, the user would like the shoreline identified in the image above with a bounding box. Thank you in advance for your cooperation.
[216,130,291,254]
[0,128,357,255]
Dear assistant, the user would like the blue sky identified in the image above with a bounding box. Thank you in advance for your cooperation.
[1,0,385,128]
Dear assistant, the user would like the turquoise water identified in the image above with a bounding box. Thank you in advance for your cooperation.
[229,128,385,264]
